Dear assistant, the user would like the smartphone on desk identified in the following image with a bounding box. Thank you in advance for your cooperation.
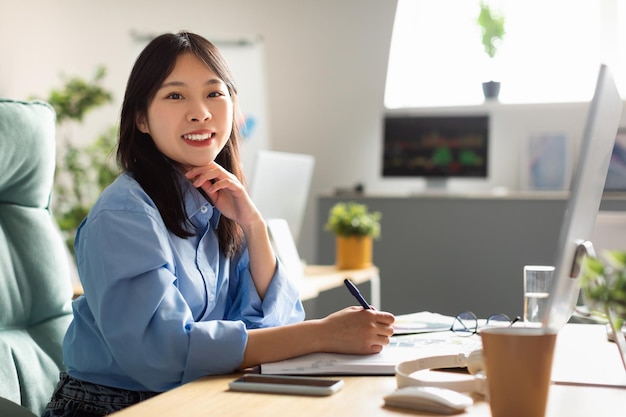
[229,374,344,396]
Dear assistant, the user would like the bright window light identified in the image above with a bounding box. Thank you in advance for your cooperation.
[385,0,624,108]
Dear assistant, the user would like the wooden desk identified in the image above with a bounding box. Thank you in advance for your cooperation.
[112,324,626,417]
[112,378,624,417]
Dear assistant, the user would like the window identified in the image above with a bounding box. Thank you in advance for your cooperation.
[385,0,625,108]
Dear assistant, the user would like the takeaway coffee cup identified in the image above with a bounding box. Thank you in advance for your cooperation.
[481,327,557,417]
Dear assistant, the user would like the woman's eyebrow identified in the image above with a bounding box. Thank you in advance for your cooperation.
[160,78,225,88]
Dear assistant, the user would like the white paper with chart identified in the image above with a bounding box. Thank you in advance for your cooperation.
[261,315,481,375]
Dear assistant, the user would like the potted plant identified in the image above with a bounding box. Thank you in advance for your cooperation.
[477,0,506,100]
[325,201,381,270]
[580,250,626,334]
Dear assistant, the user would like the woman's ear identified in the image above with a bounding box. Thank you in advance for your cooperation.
[136,113,149,134]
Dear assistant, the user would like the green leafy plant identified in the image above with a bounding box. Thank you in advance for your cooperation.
[580,250,626,326]
[35,67,118,253]
[46,66,113,124]
[325,202,382,239]
[477,1,506,59]
[53,127,118,251]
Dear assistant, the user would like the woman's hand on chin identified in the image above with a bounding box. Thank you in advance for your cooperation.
[185,162,260,227]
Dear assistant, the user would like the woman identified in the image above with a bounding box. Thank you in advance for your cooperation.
[43,31,394,416]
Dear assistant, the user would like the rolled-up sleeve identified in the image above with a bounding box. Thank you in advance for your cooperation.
[226,254,305,328]
[184,252,305,383]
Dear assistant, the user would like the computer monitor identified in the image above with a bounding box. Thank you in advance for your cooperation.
[248,150,315,244]
[544,64,623,331]
[382,114,489,189]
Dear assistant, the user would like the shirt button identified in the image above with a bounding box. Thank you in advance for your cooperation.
[200,206,208,213]
[209,294,215,302]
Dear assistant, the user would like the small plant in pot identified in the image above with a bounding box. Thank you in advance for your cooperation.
[477,0,506,100]
[580,250,626,334]
[325,202,381,270]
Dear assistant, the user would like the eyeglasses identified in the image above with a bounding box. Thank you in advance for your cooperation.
[451,311,521,336]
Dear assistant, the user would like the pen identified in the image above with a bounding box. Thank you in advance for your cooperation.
[344,278,371,310]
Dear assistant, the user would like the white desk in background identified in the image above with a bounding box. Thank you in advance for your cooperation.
[73,264,381,309]
[298,265,380,309]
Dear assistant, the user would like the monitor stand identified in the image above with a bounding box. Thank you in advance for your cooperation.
[424,178,448,193]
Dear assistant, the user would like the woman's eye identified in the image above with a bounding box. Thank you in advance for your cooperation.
[208,91,225,98]
[166,92,183,100]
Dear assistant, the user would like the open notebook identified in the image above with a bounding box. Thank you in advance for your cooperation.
[261,331,480,375]
[260,313,478,375]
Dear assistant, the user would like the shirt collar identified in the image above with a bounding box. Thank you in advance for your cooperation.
[178,172,221,230]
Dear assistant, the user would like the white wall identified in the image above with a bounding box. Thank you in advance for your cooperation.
[1,0,624,263]
[0,0,398,262]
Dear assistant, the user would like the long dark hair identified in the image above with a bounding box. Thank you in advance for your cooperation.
[117,31,245,258]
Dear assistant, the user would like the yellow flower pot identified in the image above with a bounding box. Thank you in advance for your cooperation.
[335,236,373,270]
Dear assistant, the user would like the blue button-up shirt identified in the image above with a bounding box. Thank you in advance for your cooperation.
[63,172,305,392]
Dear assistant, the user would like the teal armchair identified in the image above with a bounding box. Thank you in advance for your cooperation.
[0,99,74,416]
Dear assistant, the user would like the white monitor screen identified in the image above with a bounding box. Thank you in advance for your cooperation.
[544,64,623,330]
[248,150,315,244]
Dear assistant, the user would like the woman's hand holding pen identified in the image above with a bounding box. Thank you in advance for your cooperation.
[242,307,395,369]
[318,307,395,354]
[242,280,394,366]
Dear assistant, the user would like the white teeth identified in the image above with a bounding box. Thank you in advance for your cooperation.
[183,133,211,141]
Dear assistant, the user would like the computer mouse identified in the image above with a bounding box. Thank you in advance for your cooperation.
[384,386,473,415]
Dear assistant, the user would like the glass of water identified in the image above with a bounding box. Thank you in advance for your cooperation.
[523,265,554,325]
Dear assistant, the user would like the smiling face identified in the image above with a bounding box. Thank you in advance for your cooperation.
[136,53,234,170]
